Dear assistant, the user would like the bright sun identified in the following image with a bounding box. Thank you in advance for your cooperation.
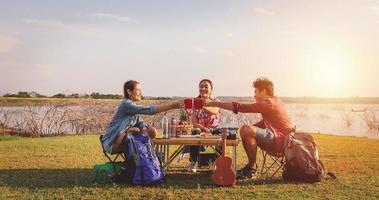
[305,48,352,97]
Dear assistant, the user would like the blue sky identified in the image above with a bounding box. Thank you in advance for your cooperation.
[1,0,379,97]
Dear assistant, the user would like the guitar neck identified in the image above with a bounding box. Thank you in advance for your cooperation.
[222,134,226,157]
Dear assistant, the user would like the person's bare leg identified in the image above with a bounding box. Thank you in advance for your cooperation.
[112,132,126,154]
[239,125,258,169]
[147,126,157,139]
[111,127,140,154]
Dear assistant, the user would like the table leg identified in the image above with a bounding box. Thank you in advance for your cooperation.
[166,145,169,165]
[154,144,185,170]
[163,145,184,169]
[166,145,169,164]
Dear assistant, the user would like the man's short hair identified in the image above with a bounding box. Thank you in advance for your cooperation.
[253,77,274,96]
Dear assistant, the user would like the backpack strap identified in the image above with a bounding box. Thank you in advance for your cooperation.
[284,132,294,148]
[284,131,296,161]
[141,166,145,186]
[128,134,140,167]
[326,172,337,180]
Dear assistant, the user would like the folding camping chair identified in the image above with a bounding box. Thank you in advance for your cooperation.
[99,134,126,163]
[259,127,296,179]
[259,149,286,179]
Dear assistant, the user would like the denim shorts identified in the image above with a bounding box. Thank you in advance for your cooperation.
[256,128,275,151]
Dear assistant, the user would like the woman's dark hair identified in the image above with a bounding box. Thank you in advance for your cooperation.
[124,80,140,99]
[198,79,213,98]
[253,77,274,96]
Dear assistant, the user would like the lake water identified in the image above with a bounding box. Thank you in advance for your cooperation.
[1,103,378,139]
[285,104,379,139]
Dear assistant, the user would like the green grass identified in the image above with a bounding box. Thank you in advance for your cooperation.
[0,134,378,199]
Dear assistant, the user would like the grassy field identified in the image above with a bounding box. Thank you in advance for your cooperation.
[0,134,378,199]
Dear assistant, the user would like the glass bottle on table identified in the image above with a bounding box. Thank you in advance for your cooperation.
[161,116,169,138]
[170,117,177,137]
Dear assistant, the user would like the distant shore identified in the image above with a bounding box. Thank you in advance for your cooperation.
[1,96,379,106]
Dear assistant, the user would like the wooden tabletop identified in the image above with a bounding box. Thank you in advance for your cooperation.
[152,137,239,146]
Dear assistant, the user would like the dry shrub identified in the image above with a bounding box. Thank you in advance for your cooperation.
[0,107,16,134]
[294,105,308,118]
[320,112,329,119]
[65,102,116,134]
[13,101,71,136]
[1,99,266,136]
[3,100,116,136]
[363,108,379,131]
[219,110,260,127]
[342,111,354,126]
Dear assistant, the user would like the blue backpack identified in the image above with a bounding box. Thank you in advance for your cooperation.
[116,133,164,185]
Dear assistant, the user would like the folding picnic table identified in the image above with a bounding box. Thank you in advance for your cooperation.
[152,137,240,172]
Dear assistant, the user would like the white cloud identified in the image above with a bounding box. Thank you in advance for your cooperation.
[87,13,129,23]
[253,7,276,16]
[23,18,104,33]
[0,35,21,53]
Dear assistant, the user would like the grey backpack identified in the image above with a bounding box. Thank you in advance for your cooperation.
[283,132,327,182]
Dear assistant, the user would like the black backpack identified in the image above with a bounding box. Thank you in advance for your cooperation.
[283,132,334,182]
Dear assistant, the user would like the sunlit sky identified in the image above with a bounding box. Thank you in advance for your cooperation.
[1,0,379,97]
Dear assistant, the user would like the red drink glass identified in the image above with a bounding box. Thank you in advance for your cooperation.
[194,98,203,109]
[184,98,193,109]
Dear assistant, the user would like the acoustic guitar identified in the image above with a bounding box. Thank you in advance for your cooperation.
[212,130,236,186]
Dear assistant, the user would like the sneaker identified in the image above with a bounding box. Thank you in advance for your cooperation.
[188,161,198,173]
[236,164,257,179]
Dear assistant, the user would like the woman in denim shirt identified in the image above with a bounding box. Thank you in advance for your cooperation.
[102,80,182,154]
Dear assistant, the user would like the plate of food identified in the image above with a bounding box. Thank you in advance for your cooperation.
[176,135,202,138]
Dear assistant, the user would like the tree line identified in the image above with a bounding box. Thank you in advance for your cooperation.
[2,91,123,99]
[1,91,175,100]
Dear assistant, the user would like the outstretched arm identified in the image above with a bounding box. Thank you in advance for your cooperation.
[155,101,182,114]
[203,106,219,115]
[206,100,264,114]
[124,100,182,115]
[206,101,234,111]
